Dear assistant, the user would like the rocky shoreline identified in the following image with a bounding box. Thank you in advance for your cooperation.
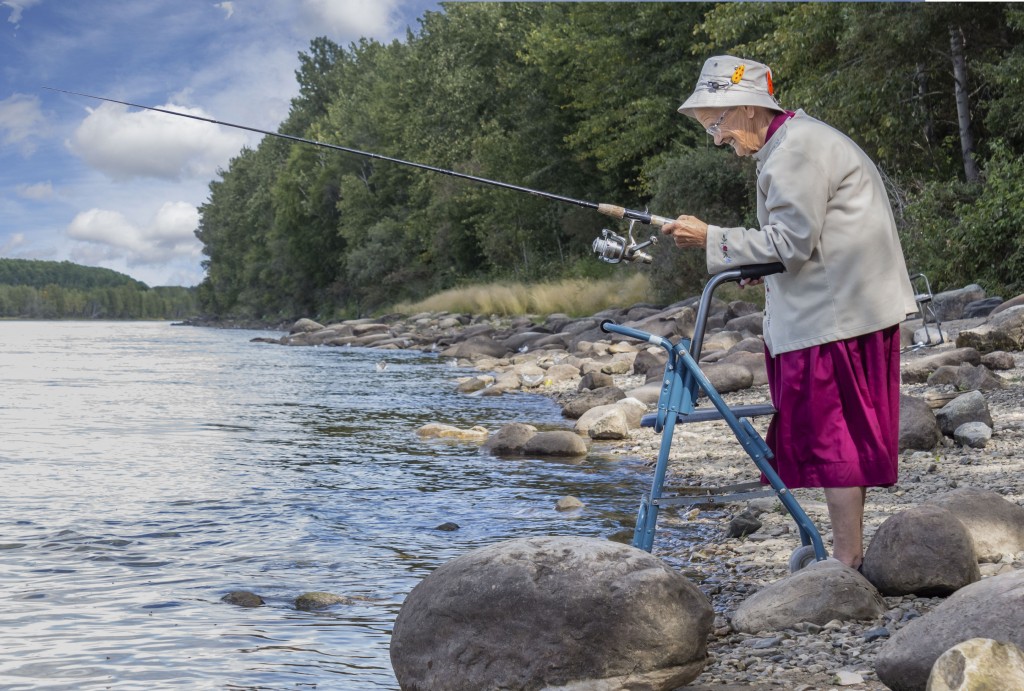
[249,284,1024,690]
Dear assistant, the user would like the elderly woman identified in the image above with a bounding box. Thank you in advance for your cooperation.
[662,56,918,570]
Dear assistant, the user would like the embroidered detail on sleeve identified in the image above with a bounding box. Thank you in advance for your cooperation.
[721,243,733,264]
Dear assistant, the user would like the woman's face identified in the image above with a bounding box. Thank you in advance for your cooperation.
[696,107,765,157]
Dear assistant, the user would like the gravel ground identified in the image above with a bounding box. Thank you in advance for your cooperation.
[582,345,1024,690]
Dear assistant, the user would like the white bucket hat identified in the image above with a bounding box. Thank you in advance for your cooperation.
[678,56,784,117]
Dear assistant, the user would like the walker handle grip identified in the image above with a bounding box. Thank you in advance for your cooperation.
[738,262,785,280]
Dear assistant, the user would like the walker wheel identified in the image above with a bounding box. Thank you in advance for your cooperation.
[788,544,821,573]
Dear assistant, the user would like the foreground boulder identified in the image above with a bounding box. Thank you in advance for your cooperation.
[934,390,993,436]
[730,559,885,633]
[901,348,981,384]
[875,570,1024,691]
[390,536,713,691]
[861,505,980,596]
[926,638,1024,691]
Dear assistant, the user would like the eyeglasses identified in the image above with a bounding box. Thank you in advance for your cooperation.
[705,111,729,138]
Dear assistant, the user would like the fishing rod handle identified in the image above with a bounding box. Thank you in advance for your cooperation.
[597,204,672,227]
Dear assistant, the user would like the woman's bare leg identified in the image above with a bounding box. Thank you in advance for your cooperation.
[823,486,867,569]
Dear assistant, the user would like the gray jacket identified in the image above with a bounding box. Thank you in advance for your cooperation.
[705,111,917,355]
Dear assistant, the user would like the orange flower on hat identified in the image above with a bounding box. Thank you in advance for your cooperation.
[766,69,774,95]
[731,65,745,84]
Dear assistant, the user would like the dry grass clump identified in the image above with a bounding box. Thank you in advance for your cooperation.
[391,272,653,318]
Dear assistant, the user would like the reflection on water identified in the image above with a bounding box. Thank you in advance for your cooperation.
[0,322,648,689]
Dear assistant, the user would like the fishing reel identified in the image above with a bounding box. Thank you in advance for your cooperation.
[592,219,658,264]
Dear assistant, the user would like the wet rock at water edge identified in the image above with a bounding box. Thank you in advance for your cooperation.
[221,591,264,608]
[725,509,763,538]
[295,591,355,611]
[435,522,460,532]
[555,496,584,512]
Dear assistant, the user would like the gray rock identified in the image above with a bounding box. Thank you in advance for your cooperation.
[992,293,1024,315]
[724,313,764,335]
[481,423,538,456]
[578,370,615,391]
[730,560,885,633]
[726,510,762,538]
[555,496,584,511]
[726,300,761,320]
[934,390,993,436]
[927,487,1024,562]
[561,386,626,419]
[583,407,630,440]
[860,505,980,597]
[699,362,754,394]
[875,570,1024,691]
[962,297,1004,319]
[289,318,325,334]
[901,348,982,384]
[926,638,1024,691]
[931,284,986,322]
[521,430,589,458]
[390,536,713,691]
[952,362,1004,392]
[443,336,509,360]
[953,421,992,448]
[955,305,1024,354]
[221,591,264,607]
[720,350,769,387]
[625,305,697,342]
[631,349,668,377]
[295,591,353,611]
[980,351,1015,370]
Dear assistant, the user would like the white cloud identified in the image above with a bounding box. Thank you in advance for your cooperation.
[67,201,202,267]
[300,0,404,39]
[0,93,47,156]
[215,2,234,19]
[67,101,248,181]
[2,0,41,25]
[16,181,53,200]
[1,232,26,254]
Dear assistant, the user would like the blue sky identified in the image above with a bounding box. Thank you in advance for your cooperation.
[1,0,443,287]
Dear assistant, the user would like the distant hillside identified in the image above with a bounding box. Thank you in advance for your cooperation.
[0,258,197,319]
[0,258,148,290]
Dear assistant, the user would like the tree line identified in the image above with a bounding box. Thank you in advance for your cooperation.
[0,259,197,319]
[194,2,1024,321]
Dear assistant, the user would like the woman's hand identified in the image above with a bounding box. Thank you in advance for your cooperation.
[660,215,709,249]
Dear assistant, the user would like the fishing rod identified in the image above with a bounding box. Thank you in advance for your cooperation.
[46,87,663,263]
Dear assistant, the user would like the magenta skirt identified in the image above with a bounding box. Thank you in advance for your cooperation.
[763,325,901,488]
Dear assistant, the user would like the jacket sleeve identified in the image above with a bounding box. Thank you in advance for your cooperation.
[706,147,831,275]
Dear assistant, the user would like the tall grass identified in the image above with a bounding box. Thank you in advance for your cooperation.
[390,273,655,317]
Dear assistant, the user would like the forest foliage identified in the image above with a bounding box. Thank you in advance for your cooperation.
[193,2,1024,321]
[0,258,197,319]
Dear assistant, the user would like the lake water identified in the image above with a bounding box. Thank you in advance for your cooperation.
[0,321,650,690]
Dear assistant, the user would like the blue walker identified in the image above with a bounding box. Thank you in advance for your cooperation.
[600,262,828,572]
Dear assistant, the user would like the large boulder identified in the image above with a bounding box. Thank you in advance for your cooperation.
[390,536,714,691]
[860,505,980,597]
[290,318,325,334]
[926,638,1024,691]
[522,431,589,458]
[482,423,538,456]
[730,559,885,633]
[955,305,1024,353]
[927,487,1024,562]
[874,570,1024,691]
[931,284,986,322]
